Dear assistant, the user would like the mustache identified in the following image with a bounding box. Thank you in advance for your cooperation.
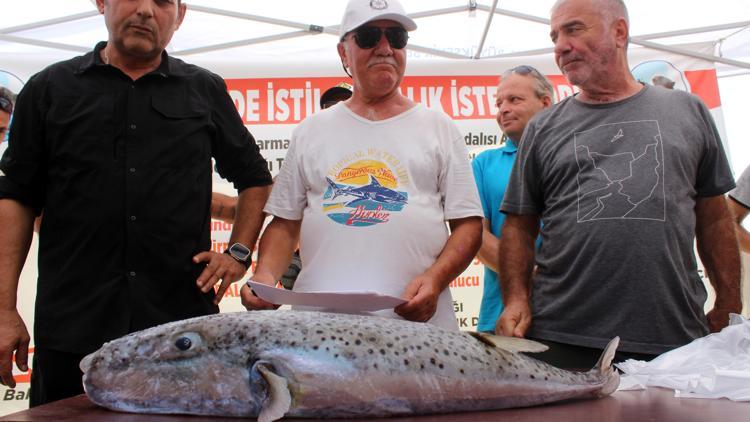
[367,57,398,68]
[558,53,582,67]
[125,20,156,33]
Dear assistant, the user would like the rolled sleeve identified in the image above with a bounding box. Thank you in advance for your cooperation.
[501,123,543,216]
[0,74,47,212]
[209,75,272,192]
[263,133,306,220]
[440,130,483,221]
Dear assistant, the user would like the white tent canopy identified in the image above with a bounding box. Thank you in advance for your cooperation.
[2,0,750,171]
[2,1,749,73]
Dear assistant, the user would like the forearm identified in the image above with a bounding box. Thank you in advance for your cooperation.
[736,223,750,254]
[227,185,270,247]
[424,217,482,292]
[211,192,239,224]
[253,217,301,283]
[498,214,539,305]
[0,199,35,310]
[696,197,742,312]
[727,197,750,253]
[476,219,501,273]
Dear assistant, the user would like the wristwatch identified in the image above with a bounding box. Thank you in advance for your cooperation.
[224,242,252,269]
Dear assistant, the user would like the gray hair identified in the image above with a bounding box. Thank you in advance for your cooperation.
[601,0,628,25]
[501,65,554,100]
[552,0,629,24]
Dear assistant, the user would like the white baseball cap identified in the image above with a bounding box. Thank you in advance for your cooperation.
[339,0,417,39]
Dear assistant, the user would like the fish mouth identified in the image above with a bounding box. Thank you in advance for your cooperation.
[79,352,95,373]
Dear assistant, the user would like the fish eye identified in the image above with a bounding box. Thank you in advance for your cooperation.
[172,332,203,353]
[175,337,192,351]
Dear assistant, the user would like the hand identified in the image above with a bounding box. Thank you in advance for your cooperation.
[395,275,441,323]
[496,299,531,337]
[0,310,30,388]
[193,251,248,305]
[240,276,280,311]
[706,305,739,333]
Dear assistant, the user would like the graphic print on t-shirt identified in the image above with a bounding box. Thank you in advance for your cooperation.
[574,120,665,222]
[324,149,409,227]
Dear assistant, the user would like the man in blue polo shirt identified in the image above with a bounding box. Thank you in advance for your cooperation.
[472,65,553,333]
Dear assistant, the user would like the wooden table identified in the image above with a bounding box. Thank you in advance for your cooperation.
[1,388,747,421]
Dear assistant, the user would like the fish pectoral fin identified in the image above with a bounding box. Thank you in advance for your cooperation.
[592,337,620,397]
[256,363,292,422]
[467,332,549,353]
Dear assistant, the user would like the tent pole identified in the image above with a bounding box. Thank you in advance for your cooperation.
[0,11,99,34]
[0,34,89,53]
[632,39,750,71]
[474,0,500,59]
[173,31,311,56]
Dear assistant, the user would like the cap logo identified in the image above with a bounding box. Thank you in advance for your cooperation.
[370,0,388,10]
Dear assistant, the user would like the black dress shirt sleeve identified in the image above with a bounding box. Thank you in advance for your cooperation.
[207,74,272,191]
[0,72,48,213]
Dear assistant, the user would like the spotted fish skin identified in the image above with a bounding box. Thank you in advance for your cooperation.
[80,311,619,421]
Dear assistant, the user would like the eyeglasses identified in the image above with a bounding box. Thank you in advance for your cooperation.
[0,97,11,114]
[350,26,409,50]
[510,65,543,77]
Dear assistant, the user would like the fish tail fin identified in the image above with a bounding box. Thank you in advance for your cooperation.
[326,177,342,199]
[591,336,620,397]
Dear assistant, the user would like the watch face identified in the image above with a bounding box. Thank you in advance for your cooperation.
[230,243,251,261]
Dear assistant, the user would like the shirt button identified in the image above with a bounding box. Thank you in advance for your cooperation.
[130,124,137,130]
[130,215,136,221]
[129,271,136,277]
[129,168,136,173]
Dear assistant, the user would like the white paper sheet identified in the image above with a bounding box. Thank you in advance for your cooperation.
[246,281,406,312]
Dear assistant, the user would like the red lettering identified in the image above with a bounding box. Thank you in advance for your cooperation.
[347,205,390,225]
[449,276,480,288]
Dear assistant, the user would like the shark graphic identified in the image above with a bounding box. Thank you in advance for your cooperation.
[326,176,408,206]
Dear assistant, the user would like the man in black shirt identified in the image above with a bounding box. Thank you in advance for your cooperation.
[0,0,272,406]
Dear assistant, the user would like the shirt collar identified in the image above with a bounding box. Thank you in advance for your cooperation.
[499,137,518,154]
[76,41,186,77]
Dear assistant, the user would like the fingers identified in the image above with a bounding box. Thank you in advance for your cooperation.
[497,309,530,338]
[192,251,212,264]
[395,292,436,323]
[213,275,232,305]
[0,312,29,388]
[15,342,29,373]
[0,351,16,388]
[497,310,518,336]
[513,315,531,338]
[195,252,248,301]
[395,277,439,323]
[240,285,278,310]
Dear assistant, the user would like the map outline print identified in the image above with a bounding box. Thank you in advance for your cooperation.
[573,120,666,223]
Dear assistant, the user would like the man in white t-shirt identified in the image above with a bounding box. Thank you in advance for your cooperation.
[241,0,483,329]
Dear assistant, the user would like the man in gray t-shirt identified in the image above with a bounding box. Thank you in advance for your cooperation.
[728,166,750,253]
[497,0,741,368]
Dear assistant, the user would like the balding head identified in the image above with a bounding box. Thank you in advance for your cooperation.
[550,0,634,98]
[553,0,628,25]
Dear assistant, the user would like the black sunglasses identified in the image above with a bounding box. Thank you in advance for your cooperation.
[351,26,409,50]
[0,97,11,114]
